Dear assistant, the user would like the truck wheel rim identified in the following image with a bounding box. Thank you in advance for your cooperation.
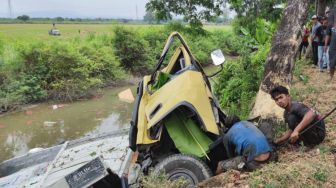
[168,169,198,187]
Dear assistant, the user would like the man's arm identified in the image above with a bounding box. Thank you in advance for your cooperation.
[290,110,316,143]
[325,35,330,51]
[275,130,292,144]
[325,27,331,51]
[312,25,322,42]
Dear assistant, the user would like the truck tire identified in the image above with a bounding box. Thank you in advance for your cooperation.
[154,154,212,186]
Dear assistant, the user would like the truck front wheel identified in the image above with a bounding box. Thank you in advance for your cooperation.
[154,154,212,186]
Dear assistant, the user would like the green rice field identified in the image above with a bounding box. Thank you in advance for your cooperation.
[0,23,232,42]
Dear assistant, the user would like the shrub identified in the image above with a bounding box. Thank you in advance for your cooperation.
[113,27,151,75]
[0,33,126,108]
[19,41,102,101]
[214,43,270,118]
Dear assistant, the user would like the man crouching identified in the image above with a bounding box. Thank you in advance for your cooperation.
[270,85,326,146]
[216,116,277,174]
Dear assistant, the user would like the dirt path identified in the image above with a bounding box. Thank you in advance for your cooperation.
[198,65,336,187]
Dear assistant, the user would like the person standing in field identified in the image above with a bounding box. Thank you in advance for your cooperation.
[299,25,310,59]
[311,15,321,67]
[316,17,330,72]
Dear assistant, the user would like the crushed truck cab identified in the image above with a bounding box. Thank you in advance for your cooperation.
[129,32,228,186]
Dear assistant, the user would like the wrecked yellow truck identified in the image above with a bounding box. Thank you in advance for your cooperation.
[129,32,227,185]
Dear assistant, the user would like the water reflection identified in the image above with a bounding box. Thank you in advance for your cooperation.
[0,86,135,162]
[5,132,32,158]
[89,113,129,136]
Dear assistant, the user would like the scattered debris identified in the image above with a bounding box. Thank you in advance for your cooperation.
[43,121,57,127]
[28,148,44,153]
[43,120,64,127]
[25,110,33,116]
[52,104,66,110]
[118,88,135,103]
[90,152,97,157]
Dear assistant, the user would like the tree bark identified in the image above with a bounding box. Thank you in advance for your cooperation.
[328,8,336,27]
[250,0,310,119]
[317,0,326,17]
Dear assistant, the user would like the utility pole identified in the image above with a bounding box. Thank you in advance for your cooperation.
[8,0,13,18]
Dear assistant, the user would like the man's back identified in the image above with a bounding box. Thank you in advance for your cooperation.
[224,121,272,162]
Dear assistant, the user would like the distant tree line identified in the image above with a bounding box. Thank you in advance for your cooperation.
[0,12,232,25]
[0,16,150,24]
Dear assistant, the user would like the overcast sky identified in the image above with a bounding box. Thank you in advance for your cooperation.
[0,0,149,19]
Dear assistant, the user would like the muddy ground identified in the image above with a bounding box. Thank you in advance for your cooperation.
[198,64,336,187]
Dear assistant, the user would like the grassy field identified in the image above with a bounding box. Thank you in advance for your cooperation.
[0,23,232,42]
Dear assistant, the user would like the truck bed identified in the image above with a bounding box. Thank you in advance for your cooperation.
[0,129,130,188]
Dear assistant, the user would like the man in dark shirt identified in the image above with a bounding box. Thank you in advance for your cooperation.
[215,116,277,174]
[316,17,330,71]
[311,15,321,66]
[270,86,325,146]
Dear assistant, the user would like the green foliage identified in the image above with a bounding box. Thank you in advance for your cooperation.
[236,18,276,50]
[113,27,152,75]
[214,43,270,118]
[210,30,244,56]
[146,0,223,29]
[255,18,274,44]
[313,168,327,182]
[0,32,126,110]
[230,0,284,36]
[146,0,284,31]
[213,4,282,118]
[17,15,30,22]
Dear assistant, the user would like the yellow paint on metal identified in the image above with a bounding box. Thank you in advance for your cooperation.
[136,32,219,145]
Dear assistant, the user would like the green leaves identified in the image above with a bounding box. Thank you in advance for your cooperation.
[214,43,270,119]
[0,32,126,107]
[255,18,273,45]
[146,0,224,29]
[113,27,151,75]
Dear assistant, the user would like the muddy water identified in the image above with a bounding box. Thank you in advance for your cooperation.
[0,86,135,162]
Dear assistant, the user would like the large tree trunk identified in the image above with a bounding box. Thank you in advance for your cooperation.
[250,0,310,120]
[317,0,326,17]
[328,8,336,27]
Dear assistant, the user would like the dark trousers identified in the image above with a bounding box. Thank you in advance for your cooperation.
[312,41,319,65]
[299,121,326,146]
[299,41,309,59]
[218,151,278,172]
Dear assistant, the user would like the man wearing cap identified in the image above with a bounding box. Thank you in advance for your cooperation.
[311,15,321,67]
